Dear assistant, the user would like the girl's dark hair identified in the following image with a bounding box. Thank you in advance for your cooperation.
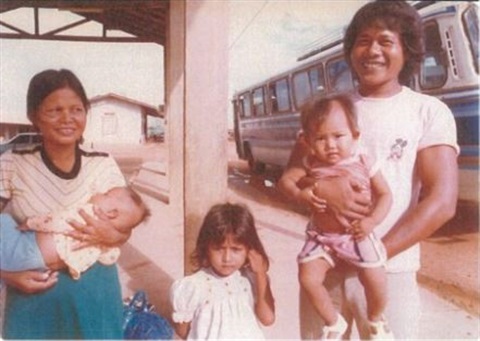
[191,203,270,270]
[27,69,90,124]
[343,0,425,85]
[301,93,358,137]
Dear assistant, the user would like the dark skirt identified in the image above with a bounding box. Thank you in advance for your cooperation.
[3,263,123,340]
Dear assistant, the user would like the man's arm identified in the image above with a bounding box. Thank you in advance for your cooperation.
[282,138,370,217]
[382,145,458,258]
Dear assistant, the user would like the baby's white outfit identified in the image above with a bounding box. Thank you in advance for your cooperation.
[170,267,265,340]
[26,203,120,279]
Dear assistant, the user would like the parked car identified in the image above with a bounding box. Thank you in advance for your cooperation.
[0,132,42,155]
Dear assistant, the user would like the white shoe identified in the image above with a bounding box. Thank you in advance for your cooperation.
[368,316,394,340]
[321,314,348,340]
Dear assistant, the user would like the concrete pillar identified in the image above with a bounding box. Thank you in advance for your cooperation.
[166,0,229,275]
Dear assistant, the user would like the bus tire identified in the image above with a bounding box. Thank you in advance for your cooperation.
[245,144,265,174]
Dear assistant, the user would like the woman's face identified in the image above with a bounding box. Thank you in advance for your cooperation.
[350,25,405,97]
[35,88,87,148]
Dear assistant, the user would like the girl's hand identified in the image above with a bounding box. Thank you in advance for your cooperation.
[248,250,276,326]
[1,270,58,294]
[247,250,268,275]
[66,207,130,248]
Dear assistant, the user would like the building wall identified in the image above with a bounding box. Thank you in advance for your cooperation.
[84,98,144,145]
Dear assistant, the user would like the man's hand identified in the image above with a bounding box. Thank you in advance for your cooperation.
[1,270,58,294]
[314,177,371,220]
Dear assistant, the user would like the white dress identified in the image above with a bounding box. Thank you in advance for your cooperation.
[170,267,265,340]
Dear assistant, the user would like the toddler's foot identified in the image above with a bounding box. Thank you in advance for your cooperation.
[321,314,347,340]
[368,316,394,340]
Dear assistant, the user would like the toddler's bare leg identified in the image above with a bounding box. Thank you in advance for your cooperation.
[35,233,65,270]
[298,258,337,325]
[358,266,388,322]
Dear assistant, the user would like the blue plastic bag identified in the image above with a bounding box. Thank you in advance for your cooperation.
[123,291,174,340]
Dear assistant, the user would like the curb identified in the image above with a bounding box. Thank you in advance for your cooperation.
[418,273,480,317]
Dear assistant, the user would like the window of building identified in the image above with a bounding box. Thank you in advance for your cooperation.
[102,112,118,135]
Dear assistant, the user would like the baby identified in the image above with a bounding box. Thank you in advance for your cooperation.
[1,186,149,280]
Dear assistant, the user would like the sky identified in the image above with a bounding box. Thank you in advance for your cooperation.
[0,1,368,126]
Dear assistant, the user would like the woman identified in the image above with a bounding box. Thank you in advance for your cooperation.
[0,69,130,339]
[279,1,458,339]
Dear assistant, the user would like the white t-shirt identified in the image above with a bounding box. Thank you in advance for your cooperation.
[353,86,458,272]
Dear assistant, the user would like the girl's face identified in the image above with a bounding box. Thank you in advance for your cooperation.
[207,234,248,277]
[35,87,87,148]
[306,101,357,165]
[350,25,405,97]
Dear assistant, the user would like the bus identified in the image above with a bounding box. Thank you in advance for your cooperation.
[232,1,479,203]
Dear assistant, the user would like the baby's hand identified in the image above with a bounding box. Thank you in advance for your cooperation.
[348,218,376,241]
[247,250,268,275]
[297,187,327,212]
[17,222,30,231]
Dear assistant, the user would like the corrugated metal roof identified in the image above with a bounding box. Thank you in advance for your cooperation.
[0,1,168,45]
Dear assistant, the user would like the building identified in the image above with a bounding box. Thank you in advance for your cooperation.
[84,93,163,145]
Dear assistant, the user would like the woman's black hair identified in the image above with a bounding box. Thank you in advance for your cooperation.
[27,69,90,124]
[343,0,425,85]
[191,202,270,270]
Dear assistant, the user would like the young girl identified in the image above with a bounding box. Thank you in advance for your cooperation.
[279,94,393,340]
[169,203,275,340]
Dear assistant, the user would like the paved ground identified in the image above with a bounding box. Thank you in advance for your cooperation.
[116,142,479,340]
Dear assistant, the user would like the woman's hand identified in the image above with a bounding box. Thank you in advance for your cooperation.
[1,270,58,294]
[66,207,130,248]
[314,177,371,220]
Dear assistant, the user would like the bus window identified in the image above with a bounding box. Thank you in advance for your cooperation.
[293,71,310,108]
[326,58,354,93]
[310,67,326,96]
[269,78,291,113]
[462,4,479,73]
[239,92,252,118]
[420,21,448,89]
[292,65,325,109]
[253,87,266,116]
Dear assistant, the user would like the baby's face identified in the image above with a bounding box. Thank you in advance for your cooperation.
[306,102,357,165]
[90,188,142,231]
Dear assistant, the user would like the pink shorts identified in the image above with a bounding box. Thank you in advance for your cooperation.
[297,222,387,268]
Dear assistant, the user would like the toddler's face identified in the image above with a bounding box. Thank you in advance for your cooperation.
[207,234,248,277]
[306,102,357,165]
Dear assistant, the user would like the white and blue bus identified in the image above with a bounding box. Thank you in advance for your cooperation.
[232,1,479,203]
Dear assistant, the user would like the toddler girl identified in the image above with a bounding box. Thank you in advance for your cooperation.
[279,94,393,340]
[169,202,275,339]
